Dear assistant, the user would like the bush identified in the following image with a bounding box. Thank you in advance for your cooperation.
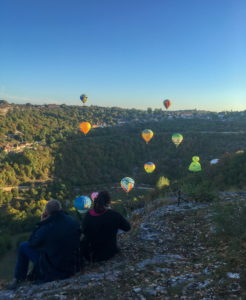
[181,181,218,202]
[213,201,246,242]
[0,234,12,257]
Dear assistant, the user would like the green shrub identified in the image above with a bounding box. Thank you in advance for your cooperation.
[0,234,12,257]
[213,201,246,242]
[181,181,218,202]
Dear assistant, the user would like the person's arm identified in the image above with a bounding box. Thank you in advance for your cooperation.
[118,214,131,232]
[28,223,51,248]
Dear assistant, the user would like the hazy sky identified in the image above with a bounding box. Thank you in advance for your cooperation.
[0,0,245,111]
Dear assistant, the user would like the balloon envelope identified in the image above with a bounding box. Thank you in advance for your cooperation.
[172,133,183,147]
[79,122,91,135]
[144,162,156,173]
[142,129,154,143]
[236,150,244,154]
[74,196,92,213]
[121,177,135,193]
[210,158,219,165]
[192,156,200,162]
[80,94,88,104]
[91,192,99,201]
[163,99,171,109]
[188,162,202,172]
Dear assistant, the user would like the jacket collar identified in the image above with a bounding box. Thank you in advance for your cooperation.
[37,210,65,226]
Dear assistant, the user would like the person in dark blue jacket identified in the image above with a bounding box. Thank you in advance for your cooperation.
[81,191,131,262]
[9,199,80,289]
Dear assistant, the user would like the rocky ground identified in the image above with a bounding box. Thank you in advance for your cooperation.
[0,195,245,300]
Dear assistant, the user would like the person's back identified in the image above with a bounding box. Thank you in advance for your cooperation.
[30,210,80,282]
[81,191,130,262]
[8,200,81,290]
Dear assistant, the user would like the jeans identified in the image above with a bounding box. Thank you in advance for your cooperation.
[14,241,40,280]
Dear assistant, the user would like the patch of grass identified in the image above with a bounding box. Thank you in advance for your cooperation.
[212,201,246,250]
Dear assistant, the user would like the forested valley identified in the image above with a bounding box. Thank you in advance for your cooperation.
[0,100,246,263]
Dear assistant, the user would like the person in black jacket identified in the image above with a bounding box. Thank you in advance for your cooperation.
[81,191,131,262]
[9,200,80,289]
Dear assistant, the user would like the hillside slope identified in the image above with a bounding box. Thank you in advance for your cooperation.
[0,196,244,299]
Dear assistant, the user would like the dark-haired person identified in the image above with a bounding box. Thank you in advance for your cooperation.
[8,200,80,289]
[81,191,131,262]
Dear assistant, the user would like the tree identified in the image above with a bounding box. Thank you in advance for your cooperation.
[0,100,9,106]
[147,107,152,114]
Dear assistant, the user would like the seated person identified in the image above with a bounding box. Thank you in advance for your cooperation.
[81,191,131,262]
[9,199,80,289]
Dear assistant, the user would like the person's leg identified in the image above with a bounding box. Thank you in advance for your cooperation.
[14,241,40,280]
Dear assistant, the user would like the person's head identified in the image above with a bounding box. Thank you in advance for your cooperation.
[93,191,111,214]
[45,199,62,216]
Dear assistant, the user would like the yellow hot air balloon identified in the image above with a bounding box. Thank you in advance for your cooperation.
[79,122,91,135]
[144,162,156,173]
[142,129,154,144]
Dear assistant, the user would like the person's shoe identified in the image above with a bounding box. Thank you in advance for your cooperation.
[5,278,24,290]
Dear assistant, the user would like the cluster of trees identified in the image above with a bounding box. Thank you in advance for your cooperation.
[1,103,246,145]
[0,147,53,186]
[179,151,246,203]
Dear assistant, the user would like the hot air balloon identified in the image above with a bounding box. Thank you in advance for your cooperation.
[80,94,88,104]
[142,129,154,144]
[192,156,200,162]
[121,177,135,193]
[163,99,171,109]
[188,156,202,172]
[74,196,92,213]
[210,158,219,165]
[236,150,244,155]
[172,133,183,147]
[144,162,156,173]
[90,192,99,201]
[79,122,91,135]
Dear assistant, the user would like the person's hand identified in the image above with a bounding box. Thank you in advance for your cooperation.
[41,211,49,221]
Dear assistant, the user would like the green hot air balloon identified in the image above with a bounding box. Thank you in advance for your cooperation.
[172,133,183,147]
[188,156,202,172]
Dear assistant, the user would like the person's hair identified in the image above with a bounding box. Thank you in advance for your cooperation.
[45,199,62,214]
[93,191,111,214]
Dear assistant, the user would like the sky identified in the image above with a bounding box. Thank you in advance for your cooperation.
[0,0,246,111]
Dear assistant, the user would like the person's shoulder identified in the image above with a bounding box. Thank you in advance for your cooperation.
[63,212,80,226]
[106,209,123,218]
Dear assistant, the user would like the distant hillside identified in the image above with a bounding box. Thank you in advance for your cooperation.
[0,103,246,204]
[204,151,246,189]
[183,151,246,192]
[0,103,246,259]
